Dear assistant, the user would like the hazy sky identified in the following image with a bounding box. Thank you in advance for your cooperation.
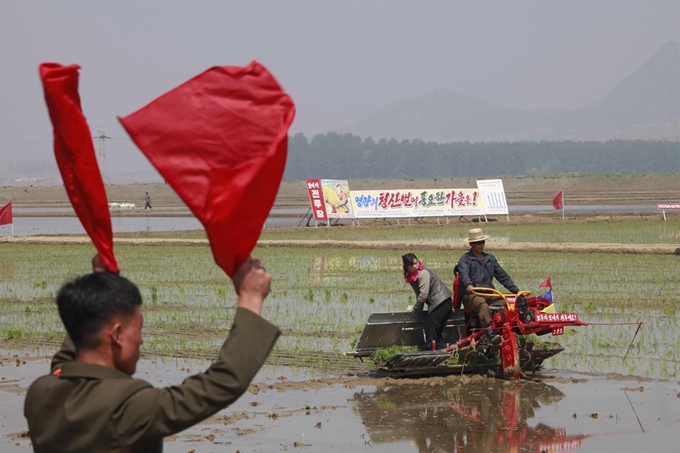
[1,0,678,175]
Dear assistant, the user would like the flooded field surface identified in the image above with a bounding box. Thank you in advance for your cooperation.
[3,214,305,236]
[1,224,679,452]
[1,354,678,453]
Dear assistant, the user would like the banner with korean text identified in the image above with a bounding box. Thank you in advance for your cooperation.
[350,188,484,218]
[305,179,328,221]
[305,179,355,220]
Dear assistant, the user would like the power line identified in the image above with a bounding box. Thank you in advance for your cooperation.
[94,129,111,185]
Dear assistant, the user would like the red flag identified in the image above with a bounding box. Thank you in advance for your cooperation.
[119,61,295,277]
[539,276,552,289]
[552,190,563,210]
[39,63,119,273]
[0,202,12,226]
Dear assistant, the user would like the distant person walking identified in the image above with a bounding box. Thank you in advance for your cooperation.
[144,192,152,210]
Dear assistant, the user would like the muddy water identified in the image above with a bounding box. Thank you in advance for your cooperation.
[6,215,303,236]
[2,353,678,453]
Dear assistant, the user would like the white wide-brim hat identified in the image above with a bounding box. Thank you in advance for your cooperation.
[465,228,491,244]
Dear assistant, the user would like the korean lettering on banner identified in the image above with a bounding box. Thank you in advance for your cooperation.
[350,188,485,218]
[352,189,421,218]
[536,312,579,323]
[305,179,328,221]
[476,179,509,215]
[379,191,419,210]
[449,188,485,216]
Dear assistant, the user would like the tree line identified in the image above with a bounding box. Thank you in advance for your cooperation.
[283,132,679,181]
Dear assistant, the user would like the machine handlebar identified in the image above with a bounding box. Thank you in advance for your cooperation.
[469,287,532,310]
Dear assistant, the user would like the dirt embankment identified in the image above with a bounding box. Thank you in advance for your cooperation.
[2,235,678,255]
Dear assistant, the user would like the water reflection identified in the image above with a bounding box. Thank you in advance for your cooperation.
[3,215,297,236]
[5,204,659,237]
[352,379,589,453]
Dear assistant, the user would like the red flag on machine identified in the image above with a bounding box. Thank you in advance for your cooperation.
[38,63,119,273]
[119,61,295,277]
[552,190,564,210]
[0,202,12,225]
[539,276,552,289]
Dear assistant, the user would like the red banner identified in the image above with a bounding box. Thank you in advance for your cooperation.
[0,202,12,226]
[305,179,328,221]
[552,190,564,210]
[120,62,295,277]
[39,63,119,273]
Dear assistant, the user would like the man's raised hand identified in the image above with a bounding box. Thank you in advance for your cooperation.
[92,254,108,273]
[232,257,271,315]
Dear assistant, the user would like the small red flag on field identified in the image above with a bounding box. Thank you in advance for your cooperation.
[552,190,564,210]
[39,63,119,273]
[538,276,552,289]
[119,61,295,277]
[0,202,12,226]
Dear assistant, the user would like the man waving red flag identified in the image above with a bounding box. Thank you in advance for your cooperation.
[119,61,295,277]
[39,63,119,273]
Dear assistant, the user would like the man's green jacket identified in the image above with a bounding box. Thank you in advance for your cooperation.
[24,308,280,452]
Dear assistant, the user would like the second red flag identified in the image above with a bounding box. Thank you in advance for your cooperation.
[119,61,295,277]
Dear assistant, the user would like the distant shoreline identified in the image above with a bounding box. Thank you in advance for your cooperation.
[2,174,679,209]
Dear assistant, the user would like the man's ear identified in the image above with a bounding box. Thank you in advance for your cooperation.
[109,322,125,347]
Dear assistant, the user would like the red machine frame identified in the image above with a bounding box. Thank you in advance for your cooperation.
[445,287,589,379]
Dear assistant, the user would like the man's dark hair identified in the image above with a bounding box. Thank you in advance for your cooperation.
[56,272,142,350]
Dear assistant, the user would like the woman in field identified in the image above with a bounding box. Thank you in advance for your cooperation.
[402,253,453,350]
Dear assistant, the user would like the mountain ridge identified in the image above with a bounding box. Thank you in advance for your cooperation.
[339,41,680,142]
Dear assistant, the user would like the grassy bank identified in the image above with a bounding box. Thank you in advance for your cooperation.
[104,218,680,246]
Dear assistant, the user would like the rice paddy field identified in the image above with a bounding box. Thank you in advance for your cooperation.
[2,220,679,380]
[2,218,680,453]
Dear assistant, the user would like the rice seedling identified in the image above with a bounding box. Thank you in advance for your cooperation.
[1,225,678,380]
[372,346,418,364]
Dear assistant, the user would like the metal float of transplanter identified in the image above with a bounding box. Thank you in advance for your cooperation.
[346,286,642,379]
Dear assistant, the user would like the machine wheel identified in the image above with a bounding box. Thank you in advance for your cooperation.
[500,326,520,379]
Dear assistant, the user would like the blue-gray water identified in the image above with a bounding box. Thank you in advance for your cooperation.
[2,205,662,236]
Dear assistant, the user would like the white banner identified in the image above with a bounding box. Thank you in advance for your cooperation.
[477,179,509,215]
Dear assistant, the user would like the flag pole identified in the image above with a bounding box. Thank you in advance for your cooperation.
[549,277,556,311]
[562,190,565,221]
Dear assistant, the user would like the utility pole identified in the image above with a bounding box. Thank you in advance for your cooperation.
[94,128,111,185]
